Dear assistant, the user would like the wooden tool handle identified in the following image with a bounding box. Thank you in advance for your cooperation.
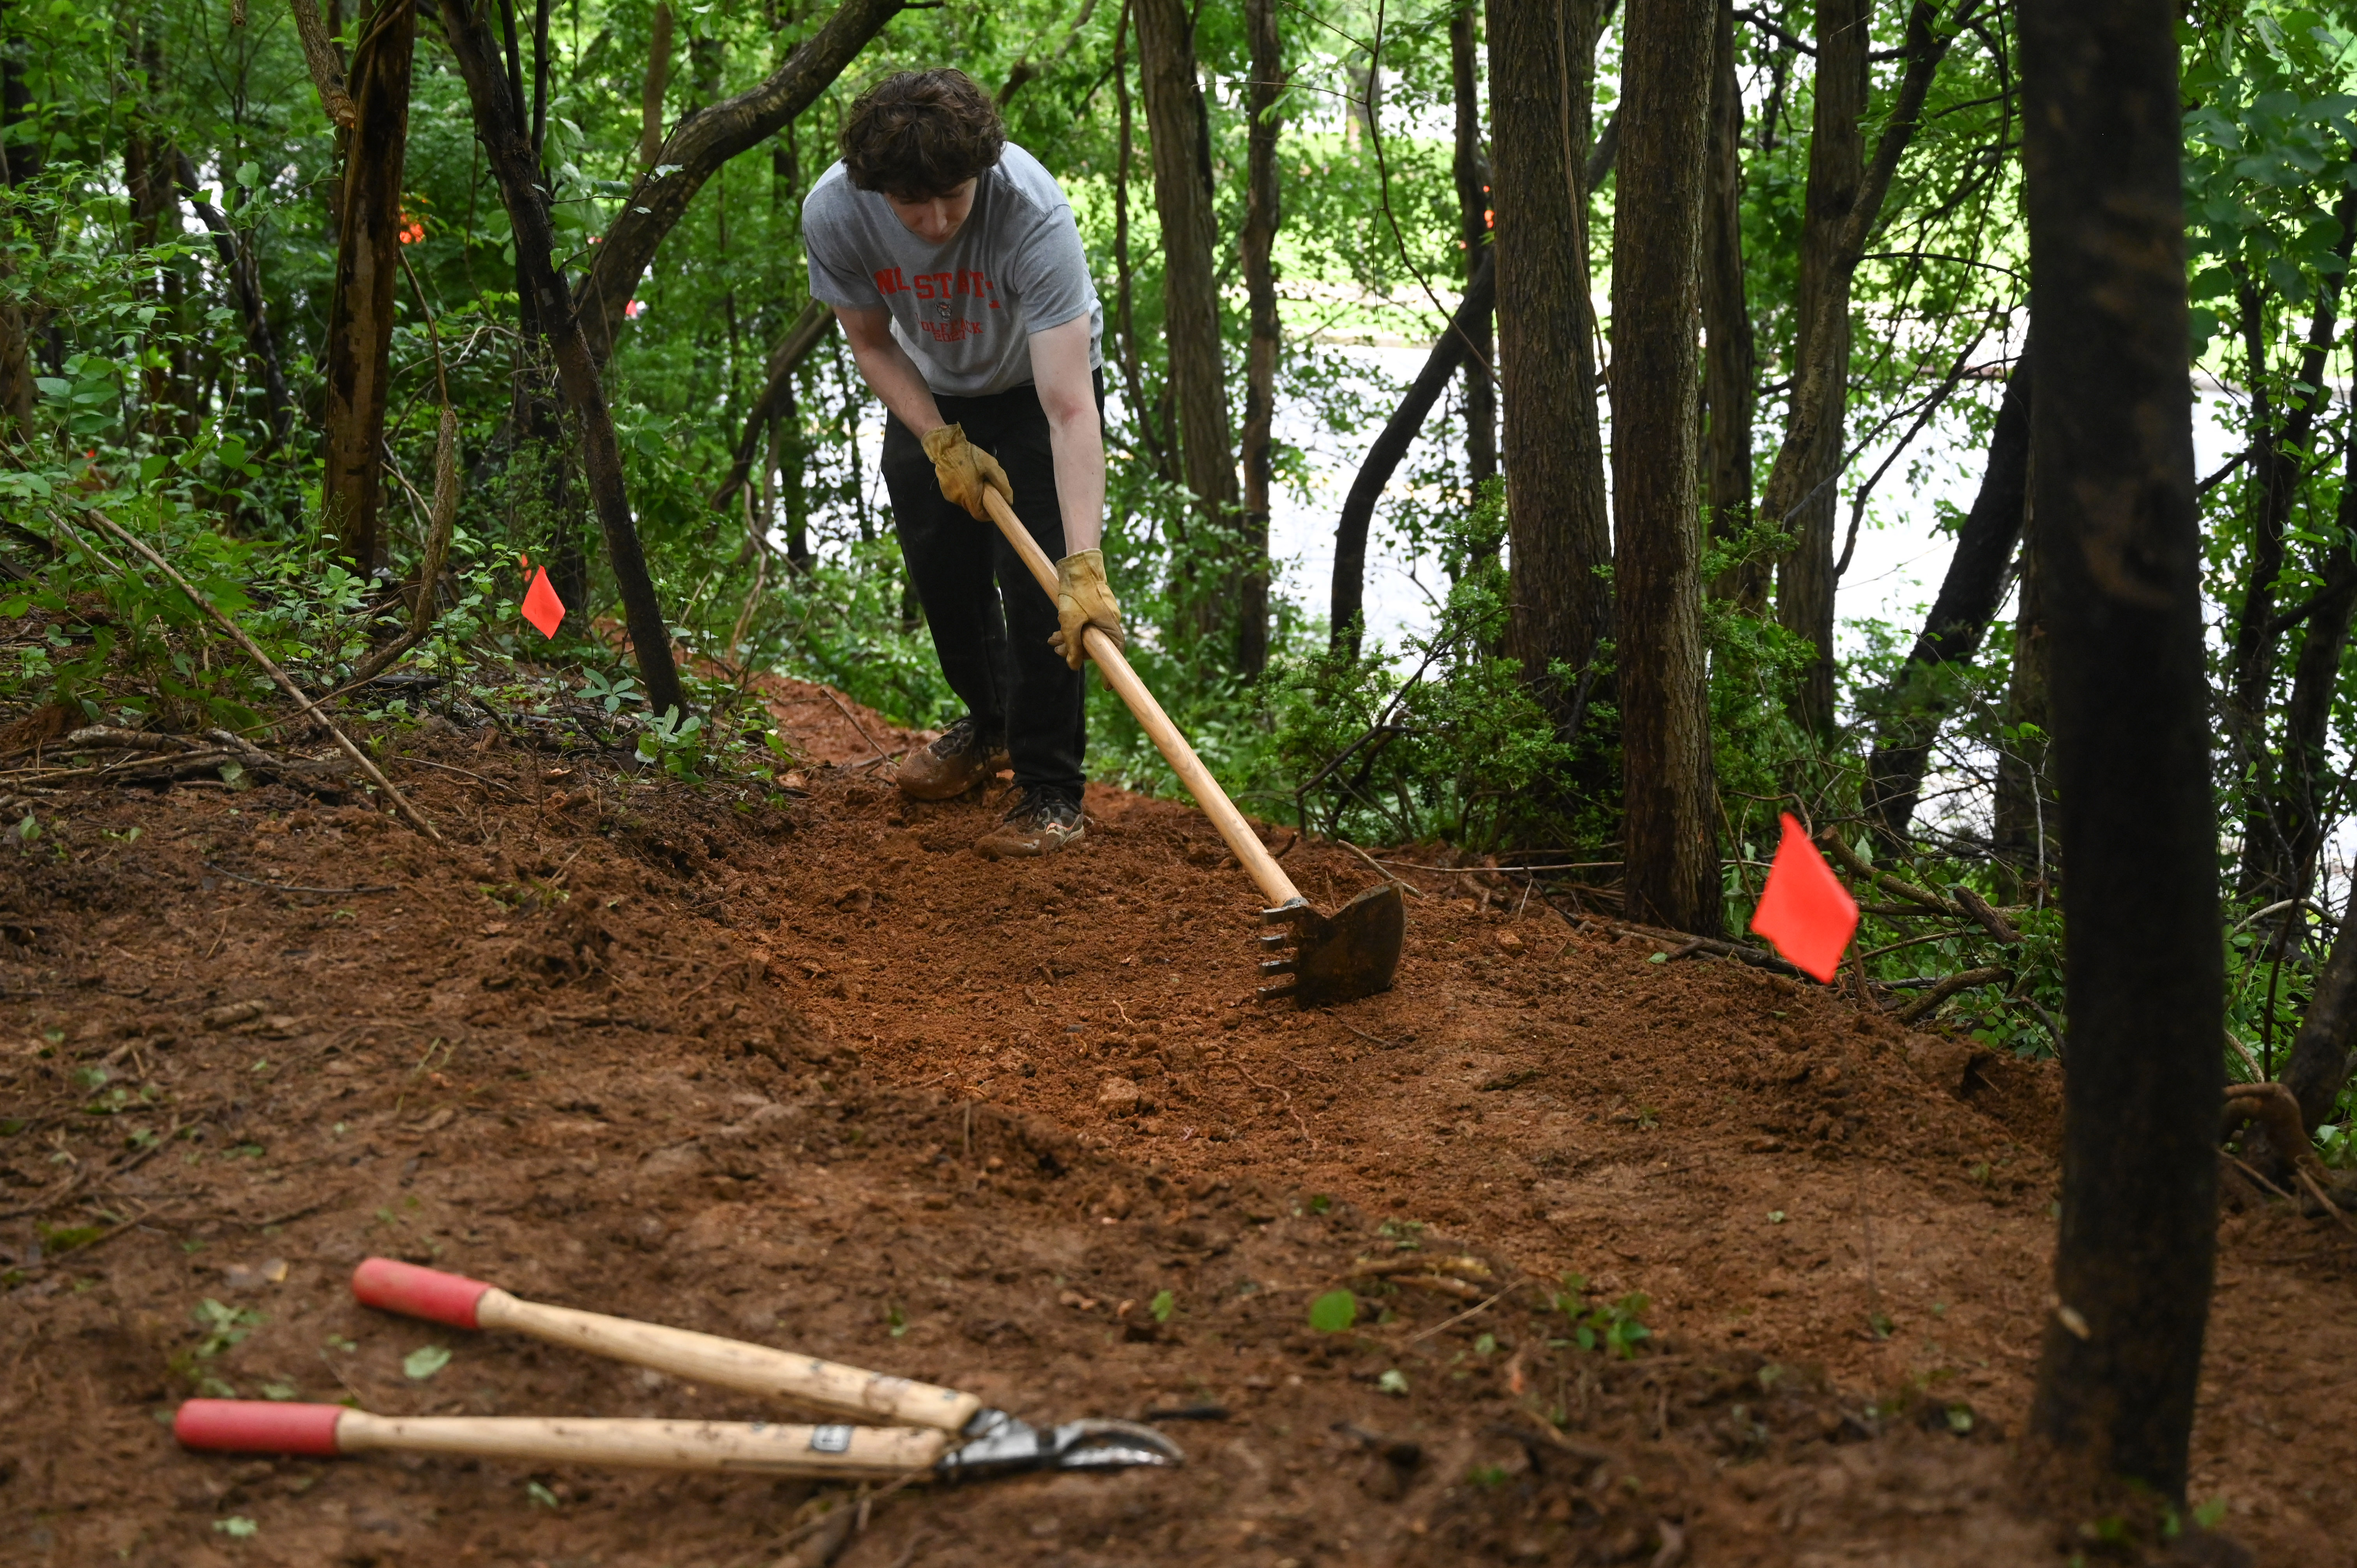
[981,489,1304,909]
[175,1400,947,1479]
[352,1259,981,1432]
[340,1411,947,1478]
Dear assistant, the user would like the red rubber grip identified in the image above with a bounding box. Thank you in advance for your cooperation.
[174,1400,346,1456]
[351,1256,494,1328]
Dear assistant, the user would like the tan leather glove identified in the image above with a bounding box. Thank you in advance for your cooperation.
[1049,548,1125,670]
[920,423,1012,521]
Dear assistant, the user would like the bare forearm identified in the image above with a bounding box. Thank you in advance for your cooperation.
[1049,407,1104,554]
[845,333,945,437]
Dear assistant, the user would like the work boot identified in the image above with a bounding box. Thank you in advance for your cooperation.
[975,788,1085,859]
[897,714,1009,800]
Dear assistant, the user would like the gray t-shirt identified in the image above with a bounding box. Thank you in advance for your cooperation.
[801,145,1104,398]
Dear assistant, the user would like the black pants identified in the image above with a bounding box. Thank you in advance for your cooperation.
[881,376,1100,802]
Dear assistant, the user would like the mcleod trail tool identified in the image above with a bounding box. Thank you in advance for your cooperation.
[980,489,1406,1005]
[173,1258,1180,1484]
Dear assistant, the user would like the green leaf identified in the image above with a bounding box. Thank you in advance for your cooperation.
[214,1517,258,1538]
[1376,1368,1409,1396]
[402,1344,452,1380]
[1307,1288,1357,1333]
[1149,1289,1175,1324]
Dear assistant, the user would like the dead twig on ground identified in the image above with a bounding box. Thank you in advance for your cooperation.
[818,686,890,765]
[63,509,444,843]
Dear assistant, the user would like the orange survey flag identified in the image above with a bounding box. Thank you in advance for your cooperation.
[1748,812,1859,983]
[519,555,565,639]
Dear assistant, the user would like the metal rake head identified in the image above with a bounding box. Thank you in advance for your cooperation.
[1257,882,1407,1006]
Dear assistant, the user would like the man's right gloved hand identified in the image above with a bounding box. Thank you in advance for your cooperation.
[921,423,1013,522]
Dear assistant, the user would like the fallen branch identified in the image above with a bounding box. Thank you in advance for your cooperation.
[62,509,443,842]
[1890,965,2009,1024]
[1817,830,1963,918]
[1591,916,1806,980]
[1951,884,2020,944]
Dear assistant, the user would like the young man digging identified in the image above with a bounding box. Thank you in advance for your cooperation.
[802,69,1122,858]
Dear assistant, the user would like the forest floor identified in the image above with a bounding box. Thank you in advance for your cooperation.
[3,673,2352,1568]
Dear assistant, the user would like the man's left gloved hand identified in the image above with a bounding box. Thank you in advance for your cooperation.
[921,423,1013,521]
[1049,549,1125,671]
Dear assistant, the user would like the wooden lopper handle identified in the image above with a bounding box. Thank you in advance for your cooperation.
[352,1259,982,1433]
[981,489,1304,909]
[175,1400,948,1479]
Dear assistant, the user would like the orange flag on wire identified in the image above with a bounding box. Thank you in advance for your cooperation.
[1748,813,1859,982]
[519,555,565,639]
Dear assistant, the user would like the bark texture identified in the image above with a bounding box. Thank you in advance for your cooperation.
[639,2,674,167]
[1485,0,1611,715]
[1861,349,2032,838]
[1760,0,1952,730]
[1134,0,1240,620]
[576,0,904,364]
[1762,0,1866,730]
[321,0,416,572]
[1451,2,1495,503]
[1612,0,1719,935]
[1237,0,1283,676]
[1332,256,1497,657]
[438,0,687,720]
[2281,895,2357,1137]
[1701,0,1758,606]
[2021,0,2220,1501]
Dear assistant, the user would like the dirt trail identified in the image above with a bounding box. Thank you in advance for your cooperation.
[1,689,2349,1566]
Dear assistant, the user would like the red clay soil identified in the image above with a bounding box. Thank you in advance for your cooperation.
[1,686,2349,1567]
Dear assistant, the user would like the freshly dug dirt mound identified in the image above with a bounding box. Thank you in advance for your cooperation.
[1,701,2348,1565]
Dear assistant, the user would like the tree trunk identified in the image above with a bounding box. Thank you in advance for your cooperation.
[1613,0,1720,936]
[1332,257,1497,657]
[2021,0,2220,1502]
[1450,2,1495,509]
[1485,0,1612,720]
[1237,0,1282,677]
[1134,0,1240,631]
[639,2,674,167]
[2280,891,2357,1139]
[1862,348,2032,839]
[1110,2,1164,478]
[579,0,903,364]
[2232,198,2357,899]
[438,0,687,721]
[1992,494,2054,878]
[125,36,176,436]
[176,153,295,446]
[2268,417,2357,909]
[1759,0,1951,731]
[322,0,416,573]
[1762,0,1865,732]
[711,298,835,510]
[0,0,34,436]
[1701,0,1758,607]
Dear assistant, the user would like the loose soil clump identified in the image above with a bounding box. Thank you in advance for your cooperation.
[1,694,2346,1564]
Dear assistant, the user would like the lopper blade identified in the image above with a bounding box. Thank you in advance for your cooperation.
[935,1412,1183,1481]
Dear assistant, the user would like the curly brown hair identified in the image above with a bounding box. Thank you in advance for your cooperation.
[841,70,1007,200]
